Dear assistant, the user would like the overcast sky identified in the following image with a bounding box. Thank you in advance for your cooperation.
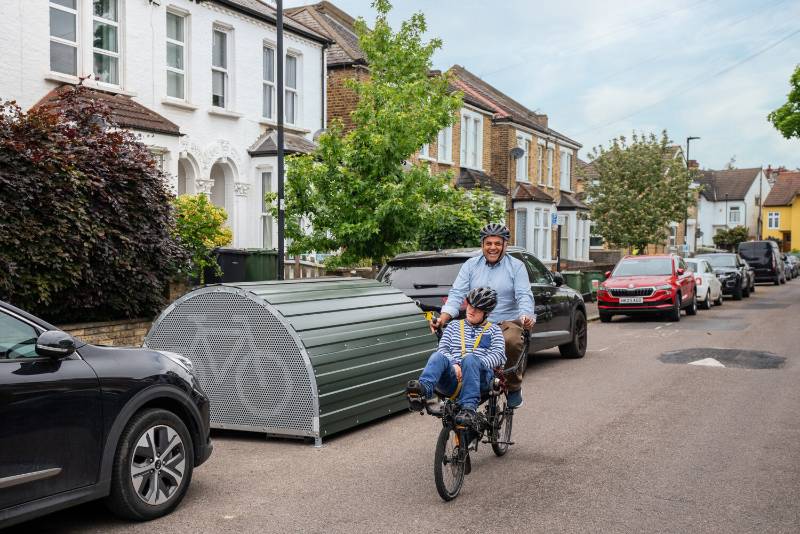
[285,0,800,170]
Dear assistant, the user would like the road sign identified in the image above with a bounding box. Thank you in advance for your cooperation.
[551,213,558,226]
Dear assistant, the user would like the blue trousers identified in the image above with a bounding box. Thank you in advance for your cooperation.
[418,351,494,411]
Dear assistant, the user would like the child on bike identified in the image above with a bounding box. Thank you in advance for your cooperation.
[406,287,506,426]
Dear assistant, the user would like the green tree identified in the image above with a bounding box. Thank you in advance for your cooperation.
[281,0,462,266]
[584,132,695,252]
[172,194,233,284]
[417,187,506,250]
[768,64,800,139]
[712,225,750,251]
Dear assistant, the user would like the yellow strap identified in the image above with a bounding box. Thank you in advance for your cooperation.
[459,320,492,356]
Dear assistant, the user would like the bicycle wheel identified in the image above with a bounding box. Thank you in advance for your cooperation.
[434,426,466,501]
[491,398,514,457]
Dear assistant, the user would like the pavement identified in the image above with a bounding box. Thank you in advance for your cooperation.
[11,280,800,534]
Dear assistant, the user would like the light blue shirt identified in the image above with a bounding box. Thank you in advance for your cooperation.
[441,254,535,323]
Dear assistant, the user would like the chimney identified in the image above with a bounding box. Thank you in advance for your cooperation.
[688,159,699,169]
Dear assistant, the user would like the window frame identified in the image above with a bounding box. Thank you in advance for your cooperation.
[261,170,273,249]
[728,206,741,225]
[49,0,80,76]
[460,109,484,170]
[560,149,572,191]
[546,146,554,187]
[165,10,188,100]
[536,142,545,185]
[437,126,453,163]
[768,211,780,229]
[211,26,230,109]
[92,0,122,86]
[516,209,528,249]
[516,131,532,182]
[0,309,45,361]
[284,52,301,125]
[262,43,276,120]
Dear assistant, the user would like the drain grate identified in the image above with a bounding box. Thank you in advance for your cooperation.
[660,348,785,369]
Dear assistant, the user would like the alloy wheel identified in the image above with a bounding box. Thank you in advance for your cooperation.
[130,424,187,506]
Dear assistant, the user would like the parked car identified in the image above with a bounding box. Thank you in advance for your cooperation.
[696,253,751,300]
[738,240,785,285]
[741,259,757,293]
[686,258,723,309]
[596,254,697,322]
[786,255,800,279]
[0,300,212,528]
[377,246,588,360]
[782,254,795,280]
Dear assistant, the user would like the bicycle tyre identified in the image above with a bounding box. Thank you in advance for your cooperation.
[434,426,466,501]
[491,398,514,457]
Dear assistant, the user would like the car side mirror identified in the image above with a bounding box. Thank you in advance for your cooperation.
[552,272,564,287]
[677,268,685,275]
[604,271,611,279]
[35,330,77,359]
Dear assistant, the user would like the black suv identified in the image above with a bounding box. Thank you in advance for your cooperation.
[738,240,786,285]
[696,253,753,300]
[377,246,588,359]
[0,300,212,528]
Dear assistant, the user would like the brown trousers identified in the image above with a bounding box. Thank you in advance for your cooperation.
[500,320,525,392]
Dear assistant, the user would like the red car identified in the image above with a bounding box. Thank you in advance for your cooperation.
[597,254,697,323]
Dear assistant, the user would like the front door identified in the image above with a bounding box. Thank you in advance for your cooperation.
[0,309,102,509]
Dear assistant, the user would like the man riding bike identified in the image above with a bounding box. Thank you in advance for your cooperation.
[406,287,505,427]
[431,223,534,408]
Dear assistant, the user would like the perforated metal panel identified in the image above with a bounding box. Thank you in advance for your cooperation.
[146,287,316,436]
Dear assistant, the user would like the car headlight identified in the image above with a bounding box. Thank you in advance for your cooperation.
[717,273,731,279]
[656,284,673,290]
[159,350,194,372]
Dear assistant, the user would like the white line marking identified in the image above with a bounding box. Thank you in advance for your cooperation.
[588,347,609,352]
[688,358,725,367]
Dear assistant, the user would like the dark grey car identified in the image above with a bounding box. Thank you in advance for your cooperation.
[376,246,588,360]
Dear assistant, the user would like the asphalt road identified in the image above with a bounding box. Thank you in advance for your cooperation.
[13,280,800,533]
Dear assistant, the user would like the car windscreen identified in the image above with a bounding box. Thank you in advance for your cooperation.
[378,259,465,289]
[612,258,672,276]
[700,255,736,268]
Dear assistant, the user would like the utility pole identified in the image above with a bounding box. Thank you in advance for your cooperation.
[276,0,285,280]
[685,136,700,256]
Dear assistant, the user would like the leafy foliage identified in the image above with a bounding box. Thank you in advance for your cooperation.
[0,87,186,322]
[281,0,462,266]
[712,225,750,251]
[417,187,505,250]
[172,194,233,284]
[768,65,800,139]
[584,132,695,252]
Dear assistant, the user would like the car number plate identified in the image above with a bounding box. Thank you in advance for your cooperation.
[619,297,644,304]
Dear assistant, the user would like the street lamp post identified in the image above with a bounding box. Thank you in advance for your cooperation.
[276,0,285,280]
[684,136,700,255]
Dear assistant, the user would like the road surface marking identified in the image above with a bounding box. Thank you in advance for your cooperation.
[688,358,725,367]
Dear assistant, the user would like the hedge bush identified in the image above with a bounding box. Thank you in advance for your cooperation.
[172,194,233,284]
[0,86,186,322]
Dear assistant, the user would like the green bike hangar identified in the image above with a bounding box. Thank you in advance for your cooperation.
[145,278,437,446]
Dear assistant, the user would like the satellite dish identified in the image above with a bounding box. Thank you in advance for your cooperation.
[510,147,525,160]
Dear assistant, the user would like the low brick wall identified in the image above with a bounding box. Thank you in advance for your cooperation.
[58,318,153,347]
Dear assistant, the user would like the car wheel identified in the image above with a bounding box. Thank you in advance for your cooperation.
[733,283,743,300]
[715,291,723,306]
[781,275,786,284]
[750,278,755,292]
[559,310,587,359]
[668,296,681,322]
[686,292,698,316]
[774,273,781,286]
[700,291,712,310]
[743,282,751,298]
[599,312,612,323]
[105,408,195,521]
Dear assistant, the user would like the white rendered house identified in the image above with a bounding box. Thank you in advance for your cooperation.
[1,0,329,248]
[695,168,771,247]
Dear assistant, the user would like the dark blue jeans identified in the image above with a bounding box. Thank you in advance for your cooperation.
[418,351,494,411]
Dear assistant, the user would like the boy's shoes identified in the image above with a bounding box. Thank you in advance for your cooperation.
[454,407,478,428]
[507,389,523,409]
[406,380,427,412]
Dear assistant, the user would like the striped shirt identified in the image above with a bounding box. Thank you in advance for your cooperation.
[437,319,506,369]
